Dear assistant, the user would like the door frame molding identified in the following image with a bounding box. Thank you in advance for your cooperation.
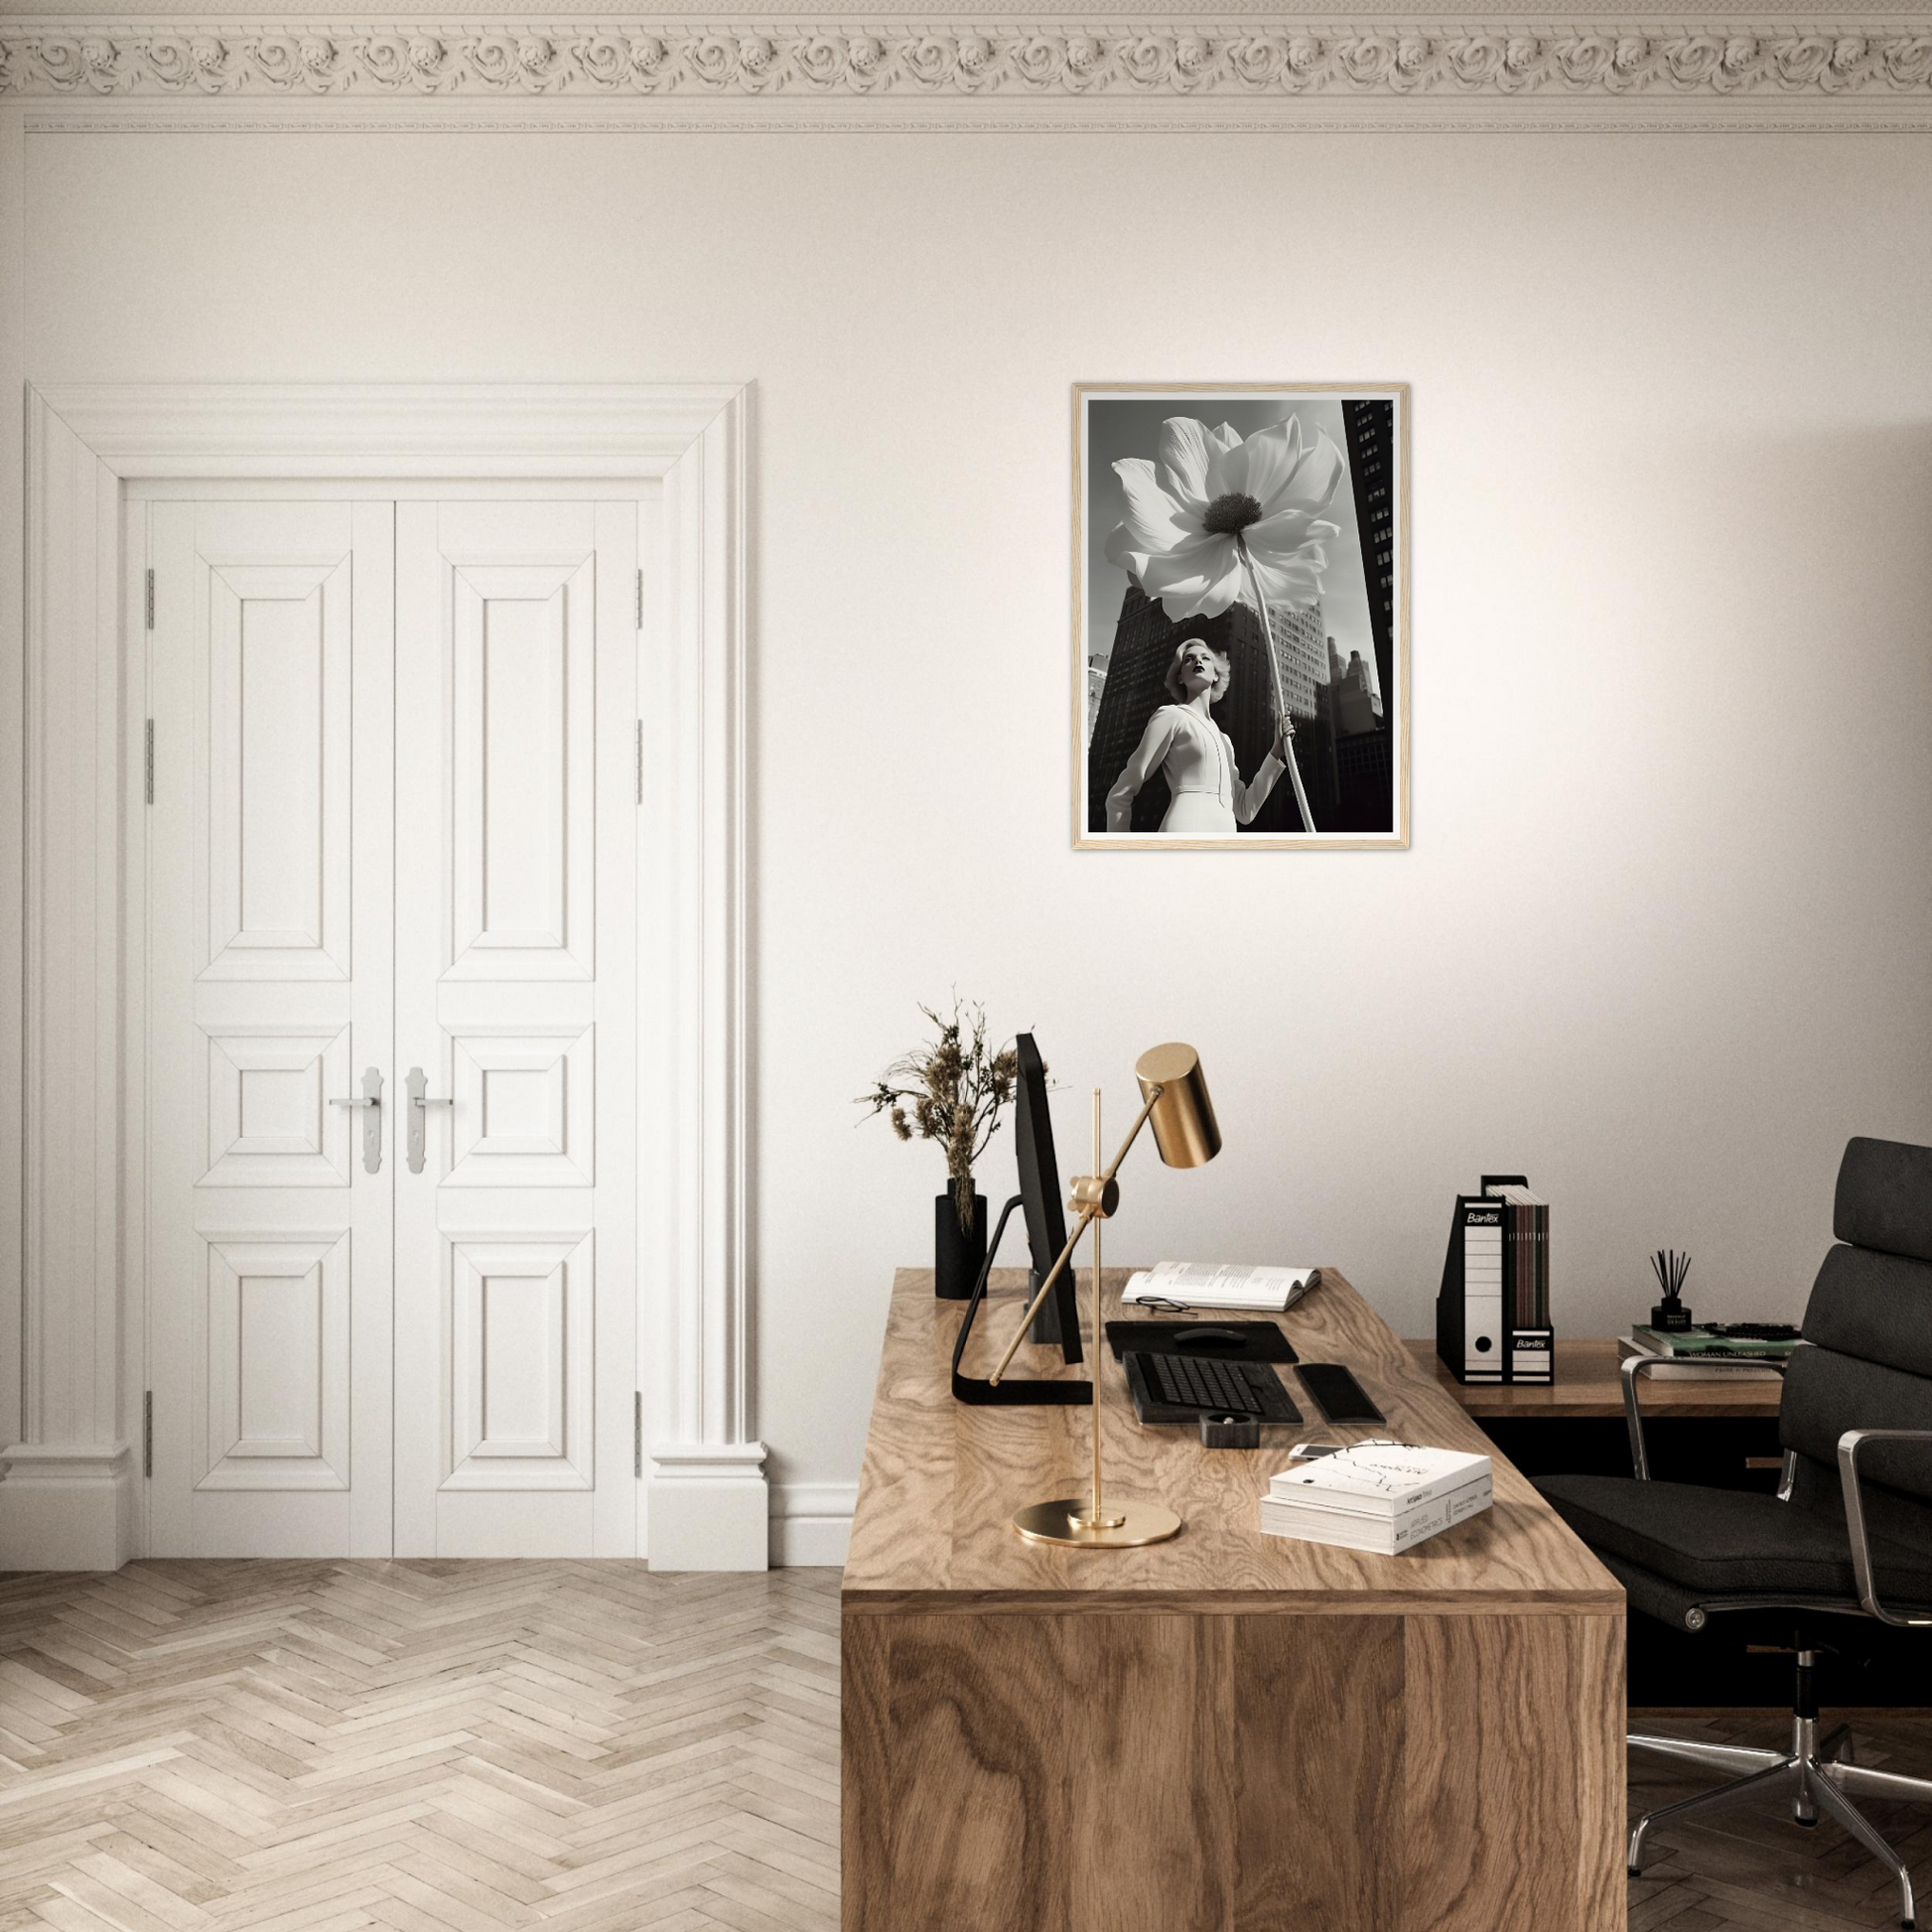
[3,381,763,1570]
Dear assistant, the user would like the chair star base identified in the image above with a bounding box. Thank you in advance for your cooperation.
[1629,1700,1931,1929]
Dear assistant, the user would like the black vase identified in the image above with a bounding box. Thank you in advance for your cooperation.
[934,1181,988,1300]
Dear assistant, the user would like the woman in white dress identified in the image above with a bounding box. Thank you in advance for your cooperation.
[1105,637,1295,835]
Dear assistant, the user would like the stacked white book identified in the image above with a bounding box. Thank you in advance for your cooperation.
[1259,1442,1493,1556]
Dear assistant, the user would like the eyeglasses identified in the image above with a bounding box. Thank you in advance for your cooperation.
[1135,1283,1316,1317]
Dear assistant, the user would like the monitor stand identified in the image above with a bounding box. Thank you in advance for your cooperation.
[951,1195,1091,1407]
[1030,1269,1071,1346]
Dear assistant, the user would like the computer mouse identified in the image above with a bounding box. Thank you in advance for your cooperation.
[1175,1326,1247,1350]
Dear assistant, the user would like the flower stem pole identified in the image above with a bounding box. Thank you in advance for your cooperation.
[1239,540,1318,836]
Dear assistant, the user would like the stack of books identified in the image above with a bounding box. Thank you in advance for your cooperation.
[1258,1443,1493,1555]
[1617,1323,1798,1381]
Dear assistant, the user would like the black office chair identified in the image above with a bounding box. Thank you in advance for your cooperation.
[1537,1136,1932,1930]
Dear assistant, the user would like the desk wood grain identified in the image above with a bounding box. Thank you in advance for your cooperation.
[843,1268,1621,1613]
[841,1268,1625,1932]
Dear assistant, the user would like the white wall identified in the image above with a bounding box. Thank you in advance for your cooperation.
[21,127,1932,1540]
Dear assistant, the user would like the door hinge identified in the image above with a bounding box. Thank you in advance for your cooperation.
[635,721,644,805]
[143,1391,153,1477]
[144,568,155,630]
[144,720,155,804]
[635,568,644,631]
[633,1392,643,1479]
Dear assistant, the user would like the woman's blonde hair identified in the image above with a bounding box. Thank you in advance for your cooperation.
[1163,637,1233,706]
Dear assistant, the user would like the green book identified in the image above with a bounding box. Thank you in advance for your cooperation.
[1631,1325,1799,1360]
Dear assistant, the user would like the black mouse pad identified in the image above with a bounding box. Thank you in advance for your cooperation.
[1104,1319,1298,1364]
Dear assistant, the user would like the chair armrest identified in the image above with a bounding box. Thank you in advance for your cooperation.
[1838,1429,1932,1627]
[1621,1351,1788,1481]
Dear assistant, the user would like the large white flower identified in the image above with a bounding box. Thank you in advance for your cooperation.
[1104,414,1347,622]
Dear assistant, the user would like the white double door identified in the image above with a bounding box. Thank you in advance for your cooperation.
[147,495,638,1557]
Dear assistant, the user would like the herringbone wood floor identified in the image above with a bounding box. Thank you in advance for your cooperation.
[4,1562,1932,1930]
[0,1562,840,1932]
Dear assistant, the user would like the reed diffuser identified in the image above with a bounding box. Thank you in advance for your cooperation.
[1650,1249,1694,1332]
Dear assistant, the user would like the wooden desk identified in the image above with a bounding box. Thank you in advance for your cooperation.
[843,1269,1625,1932]
[1407,1337,1784,1419]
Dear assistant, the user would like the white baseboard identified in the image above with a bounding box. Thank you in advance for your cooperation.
[0,1443,136,1571]
[646,1441,769,1571]
[770,1481,855,1568]
[0,1440,852,1574]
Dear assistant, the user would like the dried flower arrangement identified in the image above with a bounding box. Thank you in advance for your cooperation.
[860,998,1022,1233]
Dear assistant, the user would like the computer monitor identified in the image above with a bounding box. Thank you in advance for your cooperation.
[948,1032,1089,1406]
[1013,1034,1083,1364]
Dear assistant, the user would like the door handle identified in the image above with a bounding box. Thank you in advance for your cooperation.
[329,1066,385,1174]
[405,1066,454,1175]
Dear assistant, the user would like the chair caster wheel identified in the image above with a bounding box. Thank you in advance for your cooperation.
[1795,1816,1818,1828]
[1627,1868,1641,1878]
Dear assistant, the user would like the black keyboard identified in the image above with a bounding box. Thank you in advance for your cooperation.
[1126,1350,1302,1423]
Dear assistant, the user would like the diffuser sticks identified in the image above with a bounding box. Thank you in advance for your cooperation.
[1649,1248,1693,1331]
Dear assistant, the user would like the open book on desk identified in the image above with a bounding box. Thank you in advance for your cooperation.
[1121,1261,1320,1313]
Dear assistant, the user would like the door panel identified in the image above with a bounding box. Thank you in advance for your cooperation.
[148,500,395,1557]
[203,564,352,978]
[393,501,637,1557]
[445,1026,596,1187]
[200,1232,350,1489]
[446,1231,594,1488]
[449,564,595,979]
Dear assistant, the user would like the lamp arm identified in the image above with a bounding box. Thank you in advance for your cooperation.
[987,1085,1164,1387]
[1097,1084,1164,1187]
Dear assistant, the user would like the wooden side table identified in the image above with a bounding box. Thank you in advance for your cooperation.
[1407,1336,1782,1417]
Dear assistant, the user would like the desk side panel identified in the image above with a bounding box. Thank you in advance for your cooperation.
[842,1603,1622,1932]
[1402,1611,1625,1932]
[1234,1613,1405,1931]
[846,1610,1072,1932]
[840,1612,891,1932]
[1068,1613,1234,1931]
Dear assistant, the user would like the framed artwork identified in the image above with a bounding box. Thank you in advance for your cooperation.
[1075,382,1409,850]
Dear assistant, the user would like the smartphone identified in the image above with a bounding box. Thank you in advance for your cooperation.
[1296,1363,1386,1426]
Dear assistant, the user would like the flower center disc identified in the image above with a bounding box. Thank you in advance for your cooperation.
[1202,491,1264,537]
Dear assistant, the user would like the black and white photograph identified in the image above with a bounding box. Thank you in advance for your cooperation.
[1076,384,1409,848]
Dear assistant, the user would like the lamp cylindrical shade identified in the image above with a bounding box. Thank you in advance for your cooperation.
[1134,1042,1221,1169]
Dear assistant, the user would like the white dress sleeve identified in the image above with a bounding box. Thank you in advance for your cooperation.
[1231,744,1286,826]
[1106,709,1181,832]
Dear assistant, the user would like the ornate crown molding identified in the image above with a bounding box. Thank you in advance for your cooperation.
[3,17,1931,116]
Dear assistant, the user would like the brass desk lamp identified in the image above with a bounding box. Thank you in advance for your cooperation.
[987,1041,1220,1549]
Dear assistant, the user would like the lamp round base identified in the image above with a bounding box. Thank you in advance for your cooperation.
[1012,1497,1182,1549]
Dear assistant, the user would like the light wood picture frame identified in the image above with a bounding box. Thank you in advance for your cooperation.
[1074,382,1410,850]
